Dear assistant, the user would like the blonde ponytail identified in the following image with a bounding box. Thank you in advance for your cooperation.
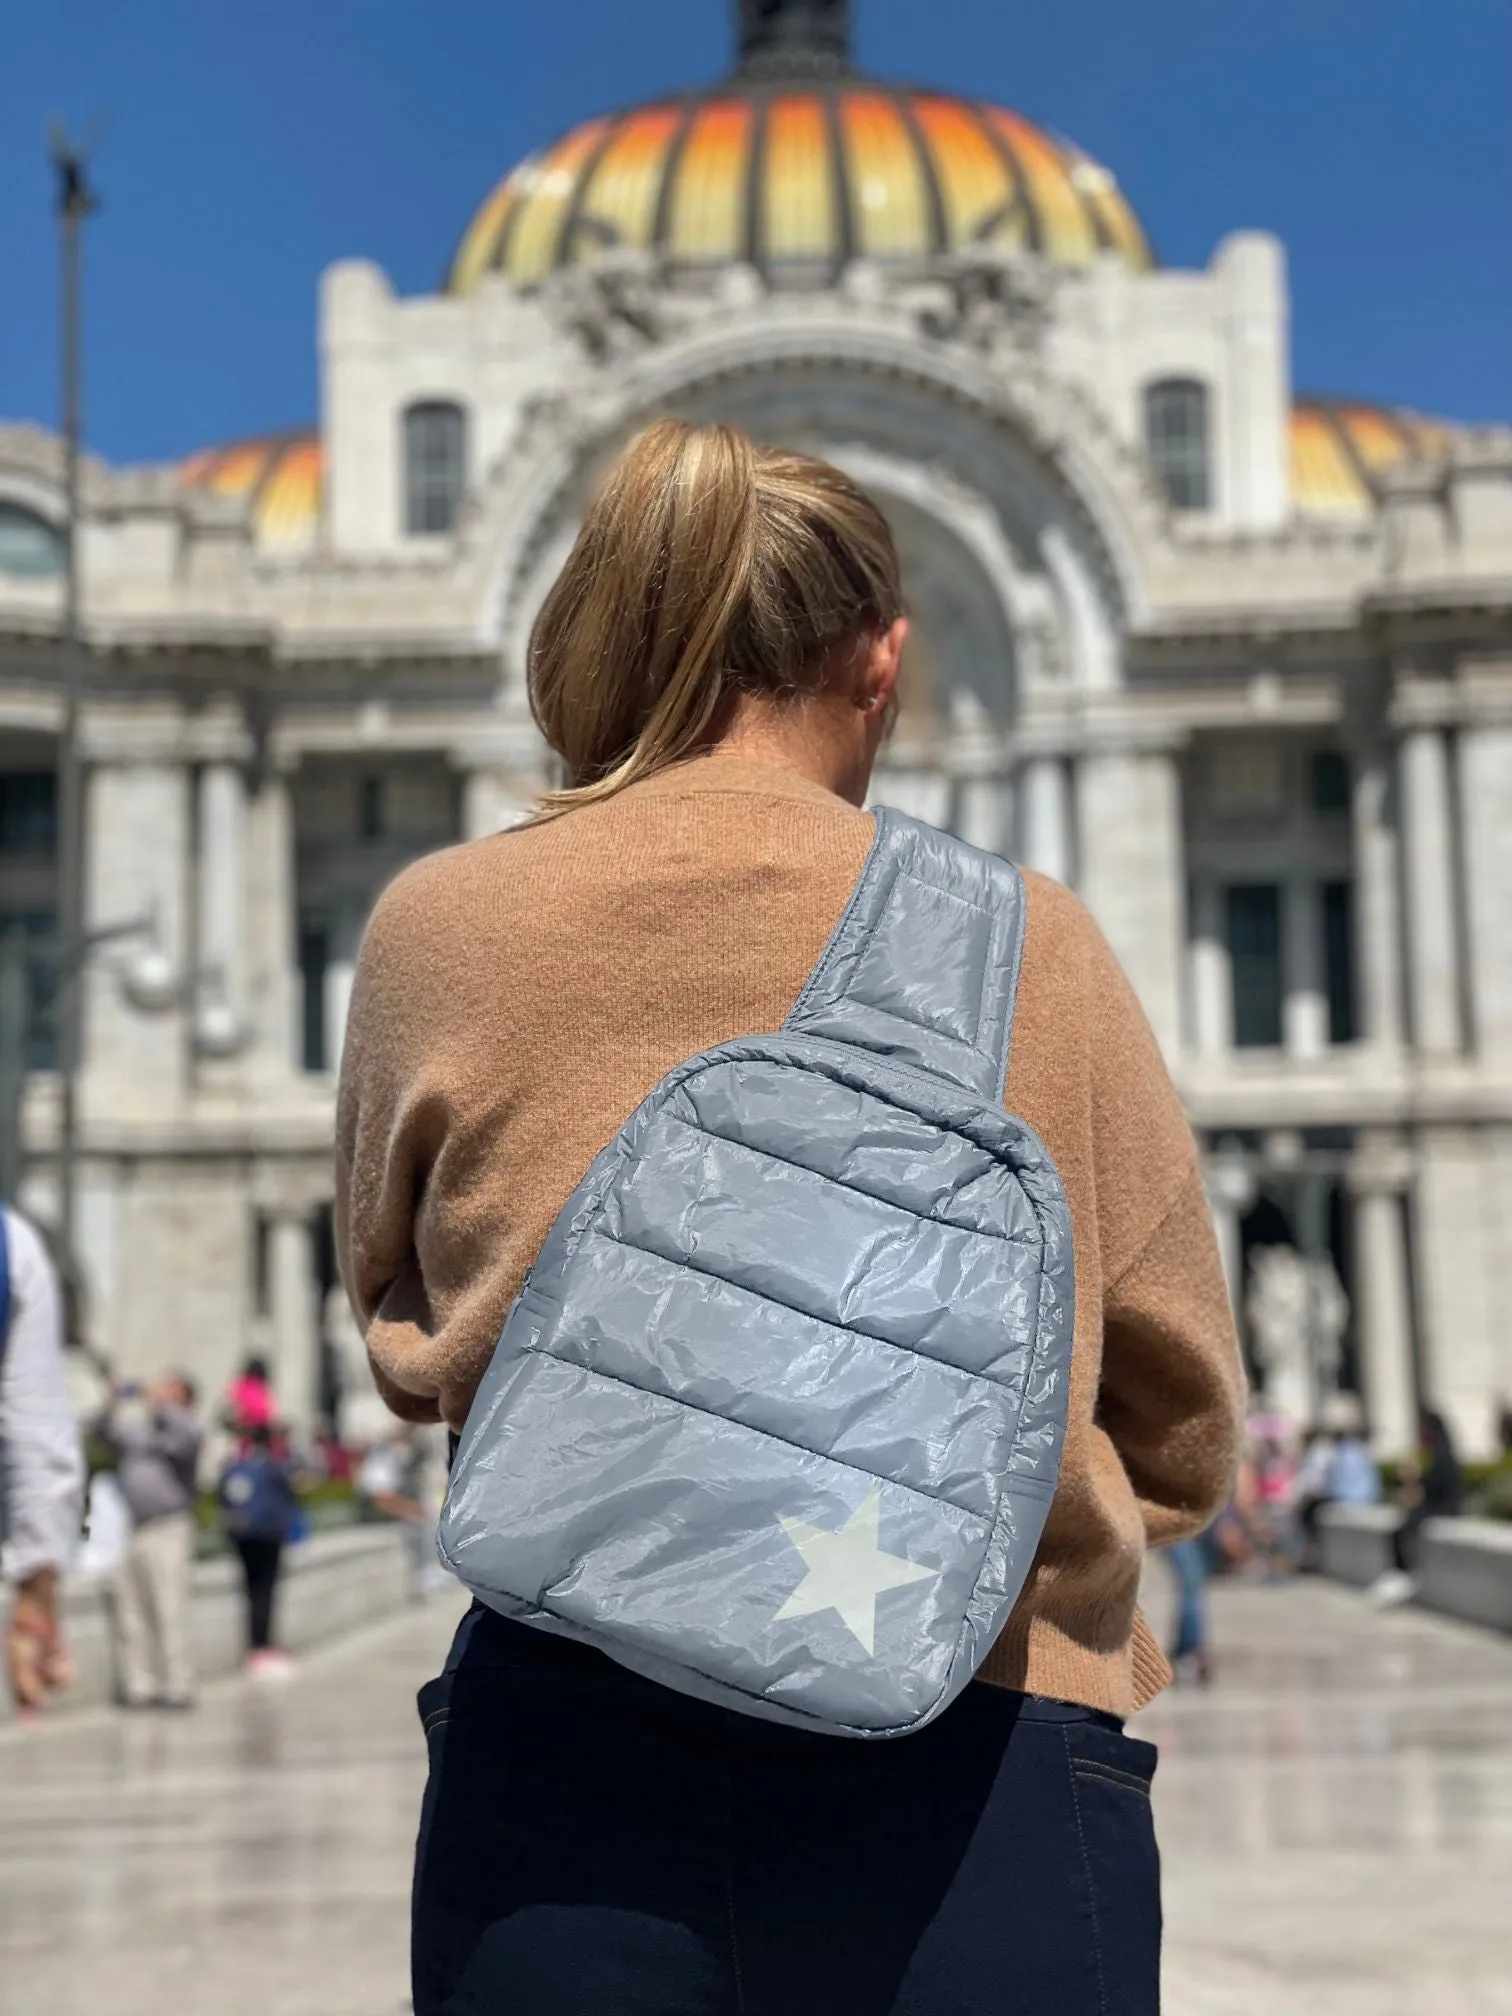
[527,419,902,816]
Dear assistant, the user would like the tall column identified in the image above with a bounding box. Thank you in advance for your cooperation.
[873,767,951,827]
[195,762,247,1049]
[268,1207,320,1440]
[83,762,190,1109]
[1205,1144,1256,1317]
[1350,746,1404,1048]
[1458,724,1512,1056]
[1348,1156,1417,1458]
[461,767,537,840]
[245,770,299,1077]
[462,769,504,841]
[323,944,356,1076]
[1282,878,1329,1059]
[1211,1196,1243,1311]
[956,777,1013,857]
[1412,1127,1501,1460]
[1016,757,1071,883]
[1400,728,1463,1053]
[1188,878,1233,1057]
[1078,748,1185,1057]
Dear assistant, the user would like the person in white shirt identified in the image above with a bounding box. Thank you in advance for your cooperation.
[0,1205,85,1715]
[358,1427,445,1600]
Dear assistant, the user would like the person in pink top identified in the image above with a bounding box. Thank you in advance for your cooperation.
[224,1356,278,1451]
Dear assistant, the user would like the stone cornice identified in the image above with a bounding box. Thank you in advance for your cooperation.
[1128,602,1366,648]
[1179,1051,1512,1130]
[0,610,499,680]
[1364,578,1512,623]
[1341,1130,1415,1196]
[1376,426,1512,498]
[0,422,97,500]
[1392,664,1512,732]
[0,421,190,518]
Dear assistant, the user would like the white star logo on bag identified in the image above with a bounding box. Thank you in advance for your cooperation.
[774,1486,935,1655]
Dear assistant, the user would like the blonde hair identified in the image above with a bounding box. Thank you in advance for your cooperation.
[527,419,903,815]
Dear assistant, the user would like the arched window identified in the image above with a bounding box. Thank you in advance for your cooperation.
[0,502,65,578]
[1144,379,1211,511]
[402,401,467,535]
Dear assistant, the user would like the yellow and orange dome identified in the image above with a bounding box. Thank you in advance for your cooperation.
[179,431,321,550]
[447,84,1152,294]
[1289,400,1454,517]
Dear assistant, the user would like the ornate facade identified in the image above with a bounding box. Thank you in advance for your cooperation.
[3,1,1510,1453]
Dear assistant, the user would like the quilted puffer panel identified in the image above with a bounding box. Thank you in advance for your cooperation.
[678,1061,1041,1244]
[607,1103,1043,1377]
[554,1230,1018,1517]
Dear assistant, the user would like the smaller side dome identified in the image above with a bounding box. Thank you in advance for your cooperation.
[180,431,322,549]
[1290,399,1454,516]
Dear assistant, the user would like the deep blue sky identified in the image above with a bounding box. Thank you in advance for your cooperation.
[1,0,1506,465]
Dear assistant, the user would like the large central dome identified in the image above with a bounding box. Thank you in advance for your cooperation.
[448,1,1151,293]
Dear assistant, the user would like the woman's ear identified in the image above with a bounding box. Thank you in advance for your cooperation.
[859,617,908,714]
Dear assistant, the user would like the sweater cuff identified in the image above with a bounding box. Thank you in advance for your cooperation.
[1129,1608,1173,1709]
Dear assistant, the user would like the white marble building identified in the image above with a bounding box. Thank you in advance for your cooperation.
[2,0,1510,1453]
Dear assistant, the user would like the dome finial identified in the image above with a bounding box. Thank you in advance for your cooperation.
[733,0,852,78]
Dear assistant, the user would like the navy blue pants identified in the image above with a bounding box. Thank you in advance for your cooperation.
[413,1608,1162,2015]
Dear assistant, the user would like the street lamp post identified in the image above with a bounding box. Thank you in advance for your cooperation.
[0,911,216,1216]
[50,130,98,1269]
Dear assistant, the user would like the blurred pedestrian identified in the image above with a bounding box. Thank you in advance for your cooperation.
[1402,1407,1463,1539]
[1292,1428,1337,1571]
[224,1354,278,1449]
[0,1204,84,1719]
[219,1423,299,1678]
[1326,1422,1379,1507]
[98,1372,203,1709]
[1166,1534,1212,1685]
[315,1428,355,1485]
[1374,1405,1464,1605]
[358,1426,445,1599]
[1249,1426,1298,1575]
[1209,1441,1262,1574]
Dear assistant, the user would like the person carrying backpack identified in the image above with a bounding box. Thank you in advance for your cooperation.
[218,1424,299,1679]
[1,1204,84,1717]
[336,422,1247,2016]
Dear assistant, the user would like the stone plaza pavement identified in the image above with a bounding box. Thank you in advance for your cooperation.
[1,1574,1509,2015]
[1143,1574,1512,2015]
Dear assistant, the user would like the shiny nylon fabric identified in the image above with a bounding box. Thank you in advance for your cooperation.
[439,810,1074,1737]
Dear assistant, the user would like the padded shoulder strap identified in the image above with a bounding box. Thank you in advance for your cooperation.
[785,807,1028,1101]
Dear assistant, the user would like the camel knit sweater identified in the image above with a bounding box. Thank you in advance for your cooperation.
[336,753,1246,1717]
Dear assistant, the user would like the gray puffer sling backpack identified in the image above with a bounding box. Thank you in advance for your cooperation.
[439,808,1074,1738]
